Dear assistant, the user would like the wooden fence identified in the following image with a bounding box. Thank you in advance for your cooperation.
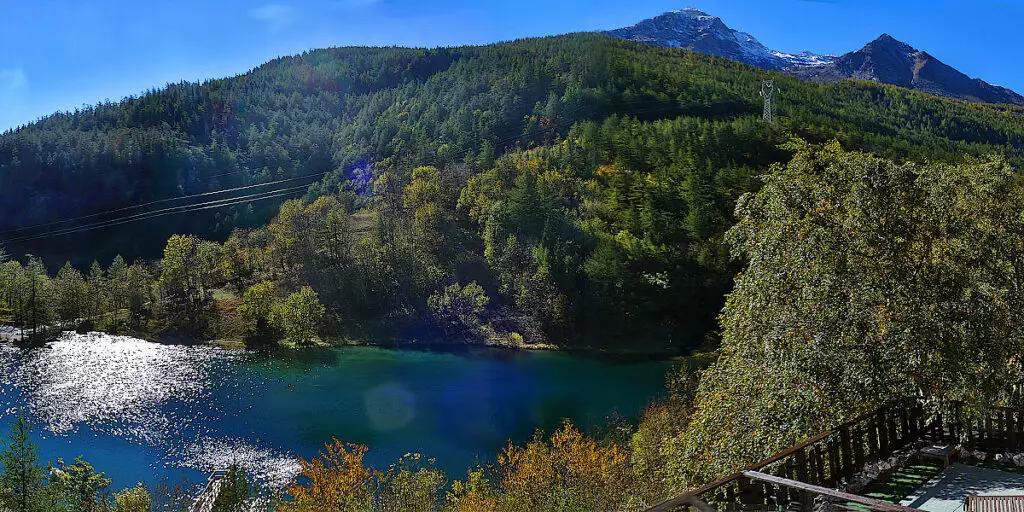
[648,399,1024,512]
[648,400,937,512]
[940,405,1024,454]
[192,469,229,512]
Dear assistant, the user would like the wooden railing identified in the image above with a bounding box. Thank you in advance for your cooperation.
[648,400,939,512]
[649,400,1024,512]
[938,404,1024,454]
[192,469,230,512]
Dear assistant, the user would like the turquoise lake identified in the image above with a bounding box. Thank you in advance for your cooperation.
[0,333,673,492]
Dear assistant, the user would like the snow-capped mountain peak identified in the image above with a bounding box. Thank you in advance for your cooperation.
[605,9,1023,105]
[671,7,714,18]
[605,9,833,70]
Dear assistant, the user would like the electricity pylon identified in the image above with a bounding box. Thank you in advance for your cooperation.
[760,79,777,122]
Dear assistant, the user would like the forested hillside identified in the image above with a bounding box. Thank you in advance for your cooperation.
[2,34,1022,263]
[2,34,1023,348]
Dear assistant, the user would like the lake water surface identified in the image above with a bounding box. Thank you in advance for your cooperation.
[0,333,673,491]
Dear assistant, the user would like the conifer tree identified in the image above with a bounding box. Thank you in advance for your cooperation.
[0,417,46,512]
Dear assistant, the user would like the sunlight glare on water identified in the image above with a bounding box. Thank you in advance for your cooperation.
[0,333,300,488]
[0,332,672,491]
[174,437,302,488]
[17,333,219,437]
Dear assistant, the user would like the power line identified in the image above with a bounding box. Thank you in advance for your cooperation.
[9,95,690,237]
[2,100,701,245]
[3,184,313,244]
[0,171,331,236]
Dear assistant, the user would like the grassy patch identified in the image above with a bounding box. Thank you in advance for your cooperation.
[858,461,943,504]
[963,458,1024,475]
[278,338,334,349]
[211,297,246,341]
[211,288,238,301]
[209,339,247,350]
[350,210,376,241]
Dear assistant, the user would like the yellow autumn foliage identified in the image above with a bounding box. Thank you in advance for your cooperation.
[279,439,377,512]
[446,421,631,512]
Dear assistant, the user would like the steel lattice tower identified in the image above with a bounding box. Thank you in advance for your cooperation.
[760,79,776,122]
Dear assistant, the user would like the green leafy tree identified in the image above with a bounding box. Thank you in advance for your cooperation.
[105,256,130,331]
[50,456,111,512]
[378,454,446,512]
[158,235,223,333]
[0,261,27,338]
[0,258,20,326]
[427,282,490,334]
[124,263,153,329]
[23,257,53,342]
[272,286,326,347]
[268,199,313,271]
[238,280,281,347]
[673,141,1024,486]
[112,484,150,512]
[403,166,444,249]
[84,261,106,323]
[53,263,86,328]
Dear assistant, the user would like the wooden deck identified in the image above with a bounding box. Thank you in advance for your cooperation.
[967,496,1024,512]
[648,401,1024,512]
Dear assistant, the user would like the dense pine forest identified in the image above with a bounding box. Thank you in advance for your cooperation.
[2,34,1023,349]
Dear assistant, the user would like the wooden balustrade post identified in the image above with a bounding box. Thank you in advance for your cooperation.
[877,410,890,458]
[738,475,764,510]
[853,425,866,469]
[827,437,841,486]
[900,407,910,446]
[840,425,854,481]
[783,459,814,512]
[726,481,739,509]
[795,447,810,483]
[815,445,828,485]
[866,419,879,462]
[806,446,819,487]
[985,416,995,452]
[776,461,791,508]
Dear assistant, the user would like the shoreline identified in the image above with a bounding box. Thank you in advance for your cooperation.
[212,333,691,360]
[1,324,692,360]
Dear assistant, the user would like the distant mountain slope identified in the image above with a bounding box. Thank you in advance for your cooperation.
[607,9,1024,106]
[791,34,1024,105]
[605,8,834,70]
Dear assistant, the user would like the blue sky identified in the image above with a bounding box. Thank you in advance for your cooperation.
[2,0,1022,132]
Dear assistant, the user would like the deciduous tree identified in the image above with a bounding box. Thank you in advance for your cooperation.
[674,141,1024,486]
[112,484,151,512]
[280,440,377,512]
[272,286,325,347]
